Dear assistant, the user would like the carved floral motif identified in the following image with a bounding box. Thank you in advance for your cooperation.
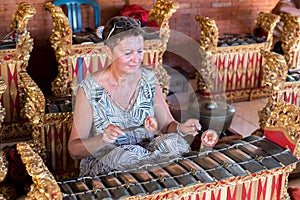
[17,142,62,199]
[280,13,300,69]
[260,49,288,91]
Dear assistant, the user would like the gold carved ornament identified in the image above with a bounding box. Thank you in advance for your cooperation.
[0,150,8,183]
[258,50,288,129]
[17,142,62,200]
[194,15,218,51]
[260,49,288,91]
[44,2,73,97]
[259,50,300,158]
[0,2,35,143]
[280,13,300,69]
[2,2,35,114]
[0,2,35,109]
[254,12,280,50]
[195,50,215,92]
[194,15,218,92]
[147,0,179,98]
[0,78,7,130]
[19,71,46,156]
[262,101,300,159]
[148,0,179,43]
[11,2,36,70]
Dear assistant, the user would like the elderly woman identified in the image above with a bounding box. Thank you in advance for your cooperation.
[68,16,201,176]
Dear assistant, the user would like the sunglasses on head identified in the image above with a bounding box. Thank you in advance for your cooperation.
[106,17,141,40]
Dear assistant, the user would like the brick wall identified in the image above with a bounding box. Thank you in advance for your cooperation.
[0,0,279,94]
[172,0,278,41]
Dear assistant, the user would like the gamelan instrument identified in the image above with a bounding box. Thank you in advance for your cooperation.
[57,135,299,200]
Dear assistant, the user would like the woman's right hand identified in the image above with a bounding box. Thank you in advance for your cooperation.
[102,124,125,143]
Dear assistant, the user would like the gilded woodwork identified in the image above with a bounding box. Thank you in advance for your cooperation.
[280,13,300,69]
[0,150,8,183]
[19,71,46,155]
[258,98,277,130]
[274,81,300,106]
[194,15,218,51]
[143,0,180,98]
[195,49,215,92]
[17,142,62,199]
[254,12,281,50]
[260,48,300,107]
[19,65,75,167]
[0,78,7,130]
[260,49,288,91]
[258,50,287,129]
[148,0,179,43]
[259,100,300,159]
[44,2,73,98]
[258,48,300,159]
[193,16,217,92]
[12,2,35,68]
[194,12,280,102]
[0,2,35,142]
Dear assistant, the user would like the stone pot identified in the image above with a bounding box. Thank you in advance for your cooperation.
[195,100,236,135]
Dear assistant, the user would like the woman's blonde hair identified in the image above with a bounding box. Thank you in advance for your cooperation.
[102,16,144,49]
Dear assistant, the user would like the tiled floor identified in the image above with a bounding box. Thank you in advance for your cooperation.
[229,98,266,137]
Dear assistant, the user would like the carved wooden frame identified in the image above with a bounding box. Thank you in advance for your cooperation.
[0,2,36,142]
[280,13,300,69]
[194,12,280,102]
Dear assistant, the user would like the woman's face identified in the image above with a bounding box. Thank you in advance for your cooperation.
[111,35,144,74]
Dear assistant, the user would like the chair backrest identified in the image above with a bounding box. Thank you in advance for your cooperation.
[53,0,100,33]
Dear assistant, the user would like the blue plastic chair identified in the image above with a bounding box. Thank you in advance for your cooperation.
[53,0,100,33]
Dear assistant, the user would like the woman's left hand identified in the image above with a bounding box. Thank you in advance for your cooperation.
[178,119,202,136]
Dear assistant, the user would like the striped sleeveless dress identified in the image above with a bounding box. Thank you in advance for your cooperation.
[79,68,190,176]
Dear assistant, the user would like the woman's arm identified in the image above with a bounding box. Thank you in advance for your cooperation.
[68,88,105,160]
[68,88,124,160]
[153,82,176,133]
